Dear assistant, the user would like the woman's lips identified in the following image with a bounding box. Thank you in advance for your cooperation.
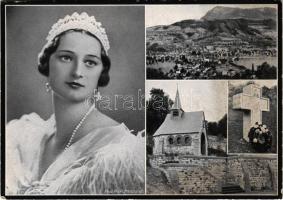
[66,81,85,89]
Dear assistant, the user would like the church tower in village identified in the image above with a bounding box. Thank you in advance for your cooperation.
[153,87,208,156]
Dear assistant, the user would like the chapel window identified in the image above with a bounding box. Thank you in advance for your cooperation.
[184,136,192,145]
[168,137,174,145]
[176,136,182,145]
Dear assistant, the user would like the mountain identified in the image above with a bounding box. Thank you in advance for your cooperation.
[171,18,276,35]
[146,6,277,51]
[202,6,276,21]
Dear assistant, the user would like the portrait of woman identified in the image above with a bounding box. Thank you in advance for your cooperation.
[6,6,145,195]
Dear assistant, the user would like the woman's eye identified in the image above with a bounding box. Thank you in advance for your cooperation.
[85,60,97,67]
[60,55,72,62]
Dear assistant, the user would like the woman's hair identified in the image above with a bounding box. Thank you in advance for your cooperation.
[38,29,111,87]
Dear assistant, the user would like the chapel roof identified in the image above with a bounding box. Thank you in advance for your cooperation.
[153,111,205,137]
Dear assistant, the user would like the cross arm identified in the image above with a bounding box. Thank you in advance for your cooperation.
[232,93,246,110]
[260,97,270,111]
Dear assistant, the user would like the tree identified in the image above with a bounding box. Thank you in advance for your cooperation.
[207,114,227,138]
[207,122,218,136]
[256,62,276,79]
[217,114,227,138]
[147,68,168,79]
[146,88,173,154]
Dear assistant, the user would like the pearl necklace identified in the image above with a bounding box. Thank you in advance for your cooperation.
[64,104,96,151]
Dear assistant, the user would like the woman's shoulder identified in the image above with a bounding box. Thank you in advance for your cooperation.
[88,111,145,171]
[6,113,55,194]
[90,110,144,143]
[86,110,145,165]
[91,110,120,129]
[7,112,53,127]
[6,112,55,143]
[83,109,145,158]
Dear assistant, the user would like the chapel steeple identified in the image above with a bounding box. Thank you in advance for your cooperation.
[171,86,184,117]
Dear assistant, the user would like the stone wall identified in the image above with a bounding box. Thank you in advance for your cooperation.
[153,133,201,156]
[231,156,277,192]
[150,154,226,167]
[207,135,227,152]
[226,157,245,189]
[176,167,222,194]
[150,154,278,194]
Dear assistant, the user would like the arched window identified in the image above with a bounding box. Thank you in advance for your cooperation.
[184,136,192,145]
[176,136,182,145]
[168,137,174,145]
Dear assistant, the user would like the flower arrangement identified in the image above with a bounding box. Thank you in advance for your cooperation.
[248,122,272,152]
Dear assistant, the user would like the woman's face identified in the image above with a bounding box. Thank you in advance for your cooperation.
[48,31,103,103]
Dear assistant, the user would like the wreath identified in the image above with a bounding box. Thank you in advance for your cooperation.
[248,122,272,152]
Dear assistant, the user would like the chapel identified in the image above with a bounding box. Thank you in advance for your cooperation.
[153,88,208,156]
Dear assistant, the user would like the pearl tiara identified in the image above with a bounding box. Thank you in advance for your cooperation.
[46,12,110,54]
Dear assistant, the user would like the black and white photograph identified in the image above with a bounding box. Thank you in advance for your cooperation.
[146,5,278,80]
[2,2,281,199]
[5,6,145,195]
[146,80,278,195]
[225,80,278,195]
[146,81,228,194]
[228,80,277,154]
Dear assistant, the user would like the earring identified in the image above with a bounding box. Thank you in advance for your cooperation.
[45,82,51,92]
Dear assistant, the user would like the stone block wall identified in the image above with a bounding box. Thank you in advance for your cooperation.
[152,156,226,194]
[153,133,200,156]
[244,160,271,191]
[226,157,245,188]
[177,167,221,194]
[234,157,277,192]
[153,136,164,155]
[150,154,278,194]
[267,159,278,190]
[205,159,227,181]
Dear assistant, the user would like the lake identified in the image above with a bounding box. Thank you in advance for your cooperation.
[147,61,176,73]
[234,57,277,70]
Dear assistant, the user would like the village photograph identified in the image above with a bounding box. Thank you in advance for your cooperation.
[146,80,278,195]
[228,80,277,154]
[146,5,277,80]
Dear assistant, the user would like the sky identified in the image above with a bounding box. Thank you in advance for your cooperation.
[146,80,227,122]
[145,4,277,27]
[229,80,277,88]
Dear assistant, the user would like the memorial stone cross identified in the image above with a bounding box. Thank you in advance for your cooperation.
[232,83,270,141]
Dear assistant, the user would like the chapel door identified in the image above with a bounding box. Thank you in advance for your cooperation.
[201,132,206,155]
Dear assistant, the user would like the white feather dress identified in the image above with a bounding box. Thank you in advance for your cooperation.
[6,113,145,195]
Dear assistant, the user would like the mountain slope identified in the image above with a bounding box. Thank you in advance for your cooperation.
[202,6,276,21]
[146,6,277,51]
